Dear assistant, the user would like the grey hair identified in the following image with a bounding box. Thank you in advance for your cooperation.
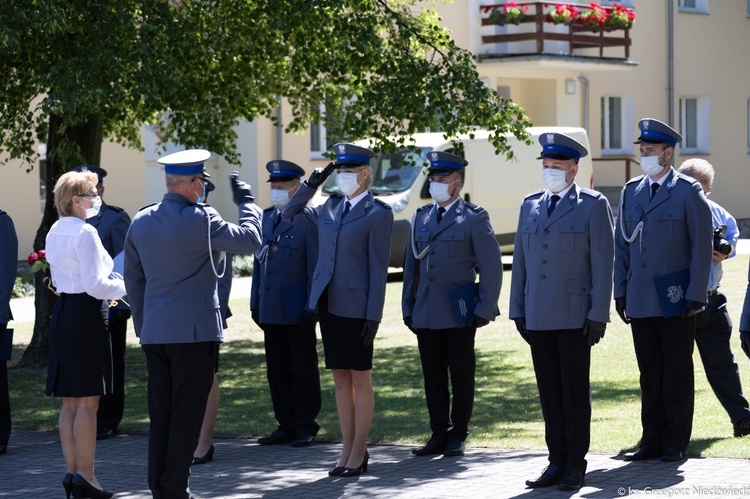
[677,158,714,190]
[165,173,193,190]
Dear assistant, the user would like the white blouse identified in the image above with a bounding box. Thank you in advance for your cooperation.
[46,217,126,300]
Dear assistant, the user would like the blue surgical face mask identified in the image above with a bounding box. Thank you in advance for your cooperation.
[195,183,207,203]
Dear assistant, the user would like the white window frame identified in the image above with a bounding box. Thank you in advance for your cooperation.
[678,0,709,14]
[679,96,710,154]
[600,95,634,156]
[310,103,329,160]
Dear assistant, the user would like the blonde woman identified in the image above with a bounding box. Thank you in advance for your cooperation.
[46,170,126,499]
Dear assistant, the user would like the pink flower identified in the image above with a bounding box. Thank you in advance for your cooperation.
[28,252,38,266]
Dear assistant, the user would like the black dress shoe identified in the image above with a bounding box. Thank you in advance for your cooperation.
[525,464,564,488]
[558,468,585,491]
[62,472,74,499]
[340,451,369,477]
[623,446,661,461]
[291,434,315,447]
[733,417,750,437]
[412,437,447,456]
[192,444,215,465]
[443,440,465,456]
[71,474,113,499]
[257,428,295,445]
[328,466,345,476]
[96,428,115,440]
[661,447,685,462]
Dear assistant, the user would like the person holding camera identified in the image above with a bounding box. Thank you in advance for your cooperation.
[678,159,750,437]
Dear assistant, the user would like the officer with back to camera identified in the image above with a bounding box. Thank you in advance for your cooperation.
[251,160,322,448]
[72,165,132,440]
[615,119,712,463]
[509,133,614,491]
[0,208,17,456]
[402,151,502,458]
[124,149,262,499]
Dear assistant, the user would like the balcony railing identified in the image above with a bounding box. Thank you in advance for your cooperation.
[480,2,633,60]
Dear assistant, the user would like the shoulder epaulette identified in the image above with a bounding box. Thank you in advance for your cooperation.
[523,189,545,200]
[416,204,432,213]
[675,172,699,185]
[626,175,645,185]
[107,205,125,213]
[464,202,484,213]
[579,188,602,199]
[263,205,275,213]
[330,192,344,198]
[374,198,392,210]
[138,203,158,212]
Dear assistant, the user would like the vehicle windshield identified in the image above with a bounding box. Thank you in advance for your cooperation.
[322,147,432,195]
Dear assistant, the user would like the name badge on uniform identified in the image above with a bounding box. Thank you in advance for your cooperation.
[419,227,429,232]
[324,219,333,224]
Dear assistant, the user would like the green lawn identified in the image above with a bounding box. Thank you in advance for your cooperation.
[7,254,750,459]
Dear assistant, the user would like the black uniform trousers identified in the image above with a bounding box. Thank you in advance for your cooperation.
[0,324,9,447]
[97,310,130,432]
[528,328,591,472]
[143,342,216,499]
[695,291,750,424]
[630,316,695,452]
[262,323,321,436]
[415,327,476,442]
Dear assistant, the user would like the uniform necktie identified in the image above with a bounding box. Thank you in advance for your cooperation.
[548,195,560,217]
[650,182,660,200]
[273,213,281,231]
[437,206,446,223]
[342,201,351,219]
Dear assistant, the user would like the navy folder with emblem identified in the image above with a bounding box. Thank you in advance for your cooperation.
[654,269,691,318]
[450,282,480,328]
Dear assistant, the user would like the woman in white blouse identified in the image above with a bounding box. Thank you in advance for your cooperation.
[45,170,126,499]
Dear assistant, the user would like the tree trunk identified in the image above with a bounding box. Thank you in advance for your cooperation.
[18,113,103,368]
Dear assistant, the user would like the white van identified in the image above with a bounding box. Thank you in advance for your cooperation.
[310,127,594,268]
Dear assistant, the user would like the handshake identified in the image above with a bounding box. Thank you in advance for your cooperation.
[229,171,254,205]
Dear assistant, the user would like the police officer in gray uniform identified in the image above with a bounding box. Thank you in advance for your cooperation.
[73,165,132,440]
[403,151,502,458]
[509,133,614,491]
[615,119,712,463]
[124,149,262,499]
[0,209,18,456]
[251,160,322,447]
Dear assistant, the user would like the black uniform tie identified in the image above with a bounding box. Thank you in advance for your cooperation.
[650,183,660,200]
[548,195,560,217]
[342,201,351,219]
[437,206,446,223]
[273,213,281,231]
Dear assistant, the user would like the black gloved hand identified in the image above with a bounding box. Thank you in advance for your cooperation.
[301,311,319,324]
[615,297,630,324]
[360,320,379,346]
[740,330,750,360]
[230,171,254,205]
[251,309,260,326]
[681,299,704,319]
[583,319,607,346]
[514,318,530,344]
[404,316,416,334]
[305,162,336,189]
[466,314,490,329]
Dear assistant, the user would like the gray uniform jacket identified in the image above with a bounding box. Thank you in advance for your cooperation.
[402,199,502,329]
[282,184,393,323]
[0,210,17,325]
[86,202,131,258]
[614,169,712,318]
[509,184,614,330]
[251,207,318,324]
[124,194,262,344]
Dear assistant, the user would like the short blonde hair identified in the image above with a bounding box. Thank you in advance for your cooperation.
[54,171,98,217]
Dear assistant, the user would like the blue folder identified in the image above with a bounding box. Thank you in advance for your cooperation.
[654,269,691,318]
[450,282,479,328]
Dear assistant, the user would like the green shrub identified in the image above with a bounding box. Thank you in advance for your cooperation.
[12,273,34,298]
[232,253,254,277]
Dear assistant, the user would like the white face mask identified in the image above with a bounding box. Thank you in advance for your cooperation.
[84,196,102,219]
[542,168,570,193]
[337,172,361,196]
[270,188,291,208]
[640,150,667,177]
[429,179,457,203]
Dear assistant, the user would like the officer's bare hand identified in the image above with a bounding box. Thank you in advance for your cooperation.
[712,250,730,263]
[681,299,704,319]
[514,318,530,344]
[583,319,606,346]
[305,162,336,189]
[230,171,254,205]
[361,320,379,346]
[740,330,750,360]
[615,297,630,324]
[403,316,416,334]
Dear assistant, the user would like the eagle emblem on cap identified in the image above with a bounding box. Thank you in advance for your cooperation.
[546,133,555,143]
[272,161,279,167]
[337,144,346,154]
[430,152,439,161]
[643,120,650,130]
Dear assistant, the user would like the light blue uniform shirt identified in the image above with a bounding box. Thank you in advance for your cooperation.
[707,198,738,292]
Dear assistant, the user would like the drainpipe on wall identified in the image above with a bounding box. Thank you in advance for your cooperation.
[276,95,283,158]
[578,75,590,133]
[668,0,675,126]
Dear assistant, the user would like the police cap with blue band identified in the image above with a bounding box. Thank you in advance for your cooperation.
[537,132,588,162]
[333,142,375,167]
[266,160,305,182]
[634,118,683,147]
[158,149,214,192]
[73,165,108,183]
[427,151,468,176]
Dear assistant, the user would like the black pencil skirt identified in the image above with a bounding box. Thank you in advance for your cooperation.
[46,293,113,397]
[318,291,373,371]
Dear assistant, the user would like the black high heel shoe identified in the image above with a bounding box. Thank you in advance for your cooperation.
[71,474,113,499]
[340,450,369,477]
[192,444,215,465]
[62,473,74,499]
[328,466,346,476]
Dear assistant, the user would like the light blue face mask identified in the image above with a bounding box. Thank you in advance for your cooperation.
[196,183,207,203]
